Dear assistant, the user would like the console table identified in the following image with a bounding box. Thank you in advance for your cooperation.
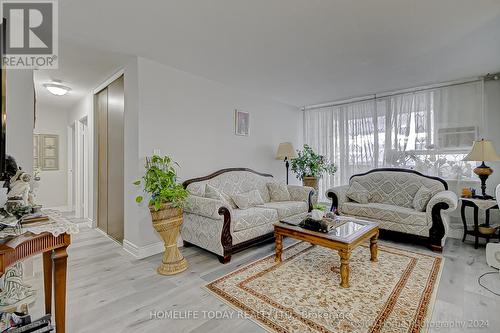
[460,198,499,249]
[0,211,78,333]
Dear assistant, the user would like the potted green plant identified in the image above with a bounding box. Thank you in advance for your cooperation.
[290,145,337,191]
[134,155,189,275]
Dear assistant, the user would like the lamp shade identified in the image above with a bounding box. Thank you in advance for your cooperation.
[463,139,500,162]
[276,142,296,160]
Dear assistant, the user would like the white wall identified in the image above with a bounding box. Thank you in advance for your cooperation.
[33,105,68,208]
[123,57,302,255]
[6,69,34,174]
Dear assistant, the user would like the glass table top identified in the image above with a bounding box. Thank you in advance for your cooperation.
[277,214,378,243]
[329,220,367,238]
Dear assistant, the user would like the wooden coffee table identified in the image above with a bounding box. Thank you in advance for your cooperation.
[274,216,379,288]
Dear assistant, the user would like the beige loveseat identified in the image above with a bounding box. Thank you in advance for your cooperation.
[327,168,458,251]
[181,168,314,263]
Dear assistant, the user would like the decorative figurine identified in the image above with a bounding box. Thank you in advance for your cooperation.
[0,263,35,307]
[7,170,32,206]
[0,156,37,311]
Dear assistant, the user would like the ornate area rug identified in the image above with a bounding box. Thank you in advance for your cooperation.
[206,242,443,333]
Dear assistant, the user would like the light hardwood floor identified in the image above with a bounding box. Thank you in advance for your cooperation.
[25,224,499,333]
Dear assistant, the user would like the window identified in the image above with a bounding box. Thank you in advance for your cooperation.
[304,81,483,200]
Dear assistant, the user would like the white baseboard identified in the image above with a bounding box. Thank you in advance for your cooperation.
[81,218,93,227]
[122,239,164,259]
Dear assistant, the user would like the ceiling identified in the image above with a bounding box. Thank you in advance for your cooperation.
[41,0,500,108]
[34,42,130,110]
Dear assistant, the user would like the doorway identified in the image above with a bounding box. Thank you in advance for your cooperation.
[75,116,89,218]
[96,75,124,243]
[67,124,76,212]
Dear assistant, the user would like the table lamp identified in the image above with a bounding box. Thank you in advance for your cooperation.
[463,139,500,199]
[276,142,296,184]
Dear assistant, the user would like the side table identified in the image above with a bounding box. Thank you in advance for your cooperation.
[460,198,499,249]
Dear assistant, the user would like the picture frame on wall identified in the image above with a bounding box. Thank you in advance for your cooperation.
[33,134,59,171]
[33,135,40,169]
[235,110,249,136]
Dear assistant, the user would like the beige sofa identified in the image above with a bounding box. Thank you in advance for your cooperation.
[327,168,458,251]
[181,168,314,263]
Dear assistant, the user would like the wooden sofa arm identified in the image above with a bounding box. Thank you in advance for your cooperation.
[426,190,458,251]
[326,185,349,212]
[218,207,233,264]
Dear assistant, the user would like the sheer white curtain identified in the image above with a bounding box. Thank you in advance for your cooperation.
[304,100,379,199]
[304,81,484,201]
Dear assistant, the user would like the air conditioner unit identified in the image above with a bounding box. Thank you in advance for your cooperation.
[437,126,478,150]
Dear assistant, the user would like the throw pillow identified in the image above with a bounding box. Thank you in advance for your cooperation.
[231,190,264,210]
[205,184,237,209]
[413,187,433,212]
[346,181,371,204]
[267,182,291,202]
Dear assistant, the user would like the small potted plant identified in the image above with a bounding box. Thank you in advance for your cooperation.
[290,145,337,191]
[134,155,189,275]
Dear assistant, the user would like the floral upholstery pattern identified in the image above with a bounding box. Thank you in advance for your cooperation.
[232,207,278,232]
[426,190,458,213]
[231,190,265,209]
[413,186,433,212]
[184,195,231,220]
[326,185,349,207]
[351,171,445,208]
[182,213,225,255]
[287,185,314,202]
[267,182,291,202]
[205,184,237,209]
[257,201,308,219]
[186,171,272,202]
[346,181,371,204]
[183,170,314,260]
[232,223,275,245]
[341,202,428,226]
[328,170,458,245]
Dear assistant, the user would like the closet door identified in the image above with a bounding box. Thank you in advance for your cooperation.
[106,76,124,243]
[96,75,124,243]
[96,88,108,234]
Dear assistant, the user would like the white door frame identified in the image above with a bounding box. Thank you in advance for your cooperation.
[67,124,75,212]
[75,116,89,218]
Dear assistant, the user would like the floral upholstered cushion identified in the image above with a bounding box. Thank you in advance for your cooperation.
[346,181,371,204]
[231,190,265,209]
[186,171,272,203]
[267,182,291,202]
[232,207,278,232]
[258,201,309,219]
[205,184,237,209]
[205,184,238,209]
[349,171,445,208]
[413,187,433,212]
[341,202,428,226]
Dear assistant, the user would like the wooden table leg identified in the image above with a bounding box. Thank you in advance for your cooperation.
[42,251,53,315]
[485,209,491,244]
[473,206,479,249]
[339,249,350,288]
[53,246,68,333]
[461,203,467,242]
[370,232,379,262]
[275,233,283,263]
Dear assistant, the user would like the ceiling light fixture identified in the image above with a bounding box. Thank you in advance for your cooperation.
[43,82,71,96]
